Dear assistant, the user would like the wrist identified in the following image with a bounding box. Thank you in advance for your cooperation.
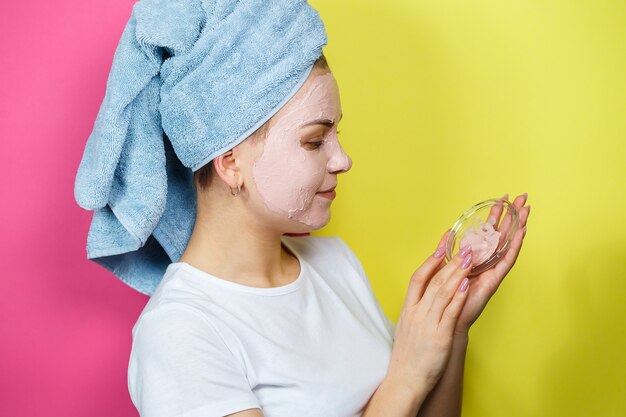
[452,331,469,348]
[383,371,429,410]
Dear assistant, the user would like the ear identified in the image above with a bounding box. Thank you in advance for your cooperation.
[212,150,243,190]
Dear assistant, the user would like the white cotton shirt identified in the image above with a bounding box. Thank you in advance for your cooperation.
[127,235,396,417]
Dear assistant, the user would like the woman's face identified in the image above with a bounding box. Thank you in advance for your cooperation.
[247,69,352,230]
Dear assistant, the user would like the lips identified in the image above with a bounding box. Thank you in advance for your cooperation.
[318,186,336,193]
[317,189,336,199]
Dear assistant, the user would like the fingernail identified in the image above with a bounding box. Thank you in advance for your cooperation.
[527,205,531,213]
[462,253,472,269]
[459,244,472,257]
[458,277,469,292]
[503,193,509,201]
[523,192,528,198]
[433,245,445,258]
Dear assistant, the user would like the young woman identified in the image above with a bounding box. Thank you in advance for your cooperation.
[74,1,530,416]
[126,56,530,417]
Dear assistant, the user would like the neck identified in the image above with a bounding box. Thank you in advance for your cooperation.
[178,189,300,288]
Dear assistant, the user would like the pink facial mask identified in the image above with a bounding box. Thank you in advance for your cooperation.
[252,72,351,227]
[459,216,502,265]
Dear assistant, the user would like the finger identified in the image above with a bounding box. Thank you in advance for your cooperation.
[494,212,528,277]
[425,258,448,291]
[427,250,474,321]
[419,243,473,311]
[440,277,471,334]
[404,229,451,308]
[517,204,530,229]
[516,192,529,207]
[473,206,530,294]
[433,259,447,275]
[520,204,531,228]
[485,193,508,233]
[497,193,528,246]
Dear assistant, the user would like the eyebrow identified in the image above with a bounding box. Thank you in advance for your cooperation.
[300,113,343,128]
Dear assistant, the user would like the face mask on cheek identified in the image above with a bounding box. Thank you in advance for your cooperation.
[252,73,340,227]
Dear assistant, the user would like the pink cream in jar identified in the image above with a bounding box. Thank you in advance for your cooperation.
[445,198,519,277]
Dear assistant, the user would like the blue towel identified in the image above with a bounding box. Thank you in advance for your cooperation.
[74,0,327,295]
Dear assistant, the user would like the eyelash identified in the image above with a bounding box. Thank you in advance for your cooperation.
[309,130,341,148]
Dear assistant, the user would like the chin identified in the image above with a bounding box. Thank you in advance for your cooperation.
[284,212,331,234]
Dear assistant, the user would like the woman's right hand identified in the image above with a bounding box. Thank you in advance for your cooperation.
[386,230,473,394]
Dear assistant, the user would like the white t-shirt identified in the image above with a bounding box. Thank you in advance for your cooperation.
[128,235,396,417]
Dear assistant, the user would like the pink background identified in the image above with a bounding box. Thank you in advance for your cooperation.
[0,2,313,415]
[1,1,157,415]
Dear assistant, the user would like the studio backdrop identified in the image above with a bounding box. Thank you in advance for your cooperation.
[0,0,624,416]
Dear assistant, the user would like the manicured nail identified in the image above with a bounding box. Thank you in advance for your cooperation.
[458,277,469,292]
[462,253,472,269]
[502,193,509,201]
[459,244,472,257]
[433,245,445,258]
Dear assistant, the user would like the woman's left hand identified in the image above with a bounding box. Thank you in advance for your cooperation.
[451,192,531,337]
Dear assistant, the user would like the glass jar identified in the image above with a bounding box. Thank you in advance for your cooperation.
[445,198,519,277]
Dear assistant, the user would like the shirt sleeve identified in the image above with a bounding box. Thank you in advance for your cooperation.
[332,236,396,341]
[128,304,261,417]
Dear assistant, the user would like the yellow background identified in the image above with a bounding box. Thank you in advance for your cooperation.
[310,0,626,415]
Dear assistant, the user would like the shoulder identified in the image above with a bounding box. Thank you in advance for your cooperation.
[132,302,215,344]
[129,301,240,371]
[132,263,253,346]
[127,304,259,416]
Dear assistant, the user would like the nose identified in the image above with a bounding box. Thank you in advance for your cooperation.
[327,140,352,174]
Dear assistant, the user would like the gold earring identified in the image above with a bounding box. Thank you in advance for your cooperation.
[230,184,241,196]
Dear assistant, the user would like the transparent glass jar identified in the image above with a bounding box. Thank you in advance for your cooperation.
[445,198,519,277]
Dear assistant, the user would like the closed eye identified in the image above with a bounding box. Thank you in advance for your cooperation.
[305,130,341,149]
[307,141,325,149]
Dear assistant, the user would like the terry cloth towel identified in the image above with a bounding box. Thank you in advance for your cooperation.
[73,0,327,295]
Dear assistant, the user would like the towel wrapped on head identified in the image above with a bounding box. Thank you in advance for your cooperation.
[73,0,328,295]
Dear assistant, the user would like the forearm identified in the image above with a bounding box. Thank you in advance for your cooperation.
[416,333,469,417]
[362,372,430,417]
